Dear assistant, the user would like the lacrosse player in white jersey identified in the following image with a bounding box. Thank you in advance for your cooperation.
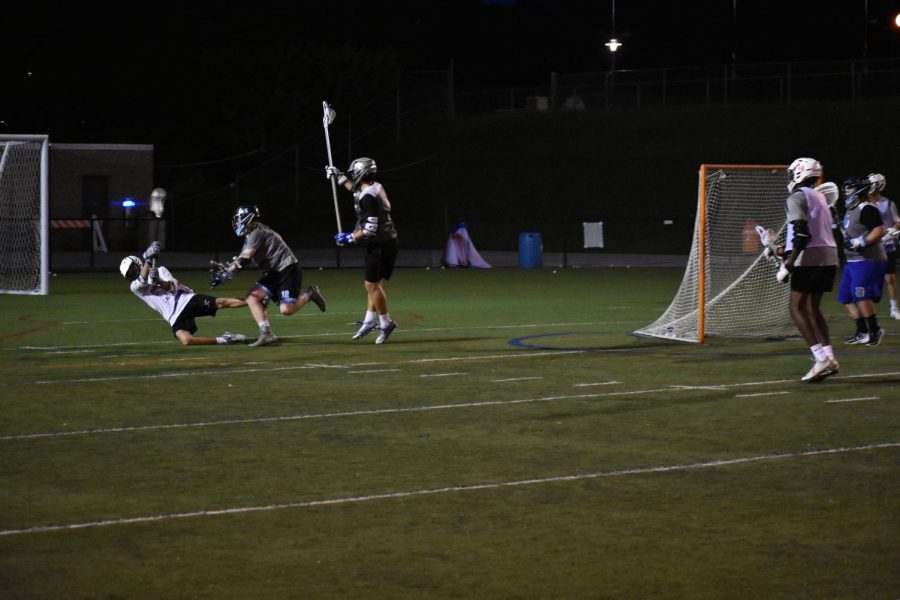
[119,242,248,346]
[326,157,400,344]
[869,173,900,319]
[837,176,887,346]
[780,158,840,382]
[209,205,326,347]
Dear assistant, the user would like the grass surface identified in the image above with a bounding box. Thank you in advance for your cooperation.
[1,266,898,599]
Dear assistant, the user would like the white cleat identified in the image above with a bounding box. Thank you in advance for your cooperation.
[376,320,397,344]
[801,358,837,383]
[352,320,378,340]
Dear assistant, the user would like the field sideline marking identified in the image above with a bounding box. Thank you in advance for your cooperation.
[1,373,885,442]
[9,321,608,352]
[1,441,896,537]
[825,396,879,403]
[25,350,582,385]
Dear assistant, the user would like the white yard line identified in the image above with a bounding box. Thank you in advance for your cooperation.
[1,441,896,537]
[573,381,620,387]
[824,396,879,403]
[734,391,790,398]
[492,377,543,382]
[419,372,468,378]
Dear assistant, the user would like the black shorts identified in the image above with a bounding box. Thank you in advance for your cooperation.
[365,238,399,283]
[257,262,302,305]
[171,294,218,336]
[790,265,837,294]
[885,250,897,275]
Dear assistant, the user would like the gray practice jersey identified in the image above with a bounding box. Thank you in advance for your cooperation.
[784,187,838,267]
[241,223,298,274]
[842,202,887,263]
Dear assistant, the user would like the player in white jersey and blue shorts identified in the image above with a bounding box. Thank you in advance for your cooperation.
[210,205,327,347]
[838,176,887,346]
[120,243,248,346]
[780,158,840,383]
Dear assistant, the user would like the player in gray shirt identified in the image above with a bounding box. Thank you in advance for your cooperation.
[210,205,326,346]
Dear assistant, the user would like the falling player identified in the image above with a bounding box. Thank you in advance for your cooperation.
[120,242,248,346]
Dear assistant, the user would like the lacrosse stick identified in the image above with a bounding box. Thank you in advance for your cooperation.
[755,225,791,283]
[322,101,343,233]
[754,225,782,264]
[816,181,839,207]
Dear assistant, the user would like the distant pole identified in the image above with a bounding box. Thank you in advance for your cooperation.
[863,0,868,59]
[731,0,737,65]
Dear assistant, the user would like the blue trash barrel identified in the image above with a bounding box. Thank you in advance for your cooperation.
[518,232,543,268]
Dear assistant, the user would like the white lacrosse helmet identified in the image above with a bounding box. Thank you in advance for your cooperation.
[119,256,142,279]
[868,173,886,193]
[787,157,823,192]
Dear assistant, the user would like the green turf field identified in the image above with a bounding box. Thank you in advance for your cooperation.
[1,266,898,599]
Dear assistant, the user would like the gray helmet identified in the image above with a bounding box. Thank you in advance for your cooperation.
[347,157,377,191]
[232,205,260,237]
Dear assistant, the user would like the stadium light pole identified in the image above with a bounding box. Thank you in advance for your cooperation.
[605,0,621,73]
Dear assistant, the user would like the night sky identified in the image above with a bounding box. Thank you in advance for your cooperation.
[4,0,899,152]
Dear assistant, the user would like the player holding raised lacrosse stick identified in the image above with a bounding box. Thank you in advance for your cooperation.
[326,157,400,344]
[209,205,327,347]
[120,242,248,346]
[781,158,840,382]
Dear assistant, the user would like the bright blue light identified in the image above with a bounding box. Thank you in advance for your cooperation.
[122,199,136,208]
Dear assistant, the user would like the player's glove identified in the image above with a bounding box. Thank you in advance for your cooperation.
[148,267,159,285]
[335,232,355,247]
[845,235,867,251]
[142,241,161,261]
[884,227,899,242]
[776,263,791,284]
[326,166,348,186]
[208,261,233,288]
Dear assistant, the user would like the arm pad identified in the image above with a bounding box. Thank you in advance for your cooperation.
[790,220,811,254]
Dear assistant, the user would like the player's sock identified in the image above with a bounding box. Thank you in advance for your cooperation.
[891,299,897,311]
[364,310,377,324]
[855,317,868,335]
[379,314,391,329]
[810,344,826,361]
[259,320,270,332]
[865,315,880,333]
[823,345,835,360]
[216,337,226,345]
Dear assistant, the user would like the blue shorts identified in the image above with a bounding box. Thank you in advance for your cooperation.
[837,261,886,304]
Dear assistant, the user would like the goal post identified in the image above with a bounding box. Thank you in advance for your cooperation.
[634,164,796,343]
[0,135,49,295]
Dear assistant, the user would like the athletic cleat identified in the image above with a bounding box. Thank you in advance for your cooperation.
[249,330,277,347]
[375,320,397,344]
[891,308,900,320]
[828,358,840,376]
[866,328,884,346]
[352,320,378,340]
[222,332,247,345]
[801,358,837,383]
[844,332,869,345]
[307,285,326,312]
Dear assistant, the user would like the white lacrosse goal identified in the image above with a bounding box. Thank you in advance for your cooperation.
[0,135,49,295]
[634,163,796,343]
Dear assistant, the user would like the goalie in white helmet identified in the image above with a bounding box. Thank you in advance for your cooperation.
[119,242,249,346]
[209,204,327,347]
[781,157,840,382]
[326,156,400,344]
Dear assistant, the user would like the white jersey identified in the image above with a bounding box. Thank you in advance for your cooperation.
[129,266,194,325]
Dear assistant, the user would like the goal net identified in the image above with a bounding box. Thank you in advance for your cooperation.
[0,135,49,295]
[634,164,796,343]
